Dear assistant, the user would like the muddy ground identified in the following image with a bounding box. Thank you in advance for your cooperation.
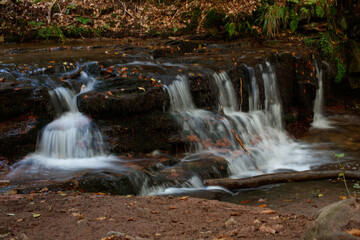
[0,178,353,240]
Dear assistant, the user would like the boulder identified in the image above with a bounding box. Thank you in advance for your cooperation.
[305,198,360,240]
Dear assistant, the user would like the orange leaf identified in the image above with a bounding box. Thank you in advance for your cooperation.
[261,209,275,214]
[97,192,105,195]
[179,196,189,200]
[259,204,267,208]
[240,200,250,204]
[339,196,347,200]
[346,229,360,237]
[106,91,113,96]
[169,206,177,210]
[230,212,239,216]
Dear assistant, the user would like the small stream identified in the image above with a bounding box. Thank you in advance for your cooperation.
[0,40,357,196]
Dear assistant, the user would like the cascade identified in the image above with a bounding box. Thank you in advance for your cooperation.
[312,61,332,129]
[8,71,119,178]
[165,62,325,179]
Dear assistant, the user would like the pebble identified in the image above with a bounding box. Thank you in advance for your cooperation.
[77,219,89,226]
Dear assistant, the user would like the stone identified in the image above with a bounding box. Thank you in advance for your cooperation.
[17,233,30,240]
[224,217,238,228]
[305,198,360,240]
[77,219,89,226]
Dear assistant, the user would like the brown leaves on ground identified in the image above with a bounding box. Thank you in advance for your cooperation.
[0,0,264,40]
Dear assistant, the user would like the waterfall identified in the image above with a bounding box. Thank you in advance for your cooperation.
[8,72,119,177]
[312,61,332,129]
[165,62,321,178]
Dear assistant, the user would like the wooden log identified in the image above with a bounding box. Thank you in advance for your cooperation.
[203,170,360,189]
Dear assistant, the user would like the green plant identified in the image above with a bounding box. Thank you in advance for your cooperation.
[28,20,43,29]
[335,57,346,83]
[260,4,287,38]
[225,22,236,38]
[38,25,65,42]
[334,153,351,198]
[353,181,360,196]
[66,4,77,15]
[76,17,90,25]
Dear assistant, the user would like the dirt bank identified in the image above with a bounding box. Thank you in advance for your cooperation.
[0,191,312,240]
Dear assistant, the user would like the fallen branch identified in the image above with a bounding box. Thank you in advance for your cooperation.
[218,97,250,156]
[203,170,360,189]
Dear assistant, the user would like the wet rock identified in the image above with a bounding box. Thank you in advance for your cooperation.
[152,40,199,59]
[78,87,166,117]
[0,86,52,121]
[97,111,180,154]
[348,41,360,89]
[188,74,218,111]
[0,86,55,161]
[305,198,360,240]
[268,53,295,114]
[227,64,252,112]
[85,62,102,77]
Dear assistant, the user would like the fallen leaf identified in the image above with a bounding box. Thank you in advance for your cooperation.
[259,204,267,208]
[179,196,189,200]
[281,199,293,202]
[72,212,83,219]
[346,229,360,237]
[339,196,347,200]
[96,216,106,221]
[261,210,276,214]
[138,87,146,91]
[239,200,250,204]
[39,187,49,193]
[97,192,106,195]
[169,206,176,210]
[127,217,134,221]
[16,218,24,222]
[32,213,41,218]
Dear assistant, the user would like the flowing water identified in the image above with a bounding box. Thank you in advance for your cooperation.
[0,42,356,195]
[142,62,331,195]
[7,71,123,181]
[312,61,333,129]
